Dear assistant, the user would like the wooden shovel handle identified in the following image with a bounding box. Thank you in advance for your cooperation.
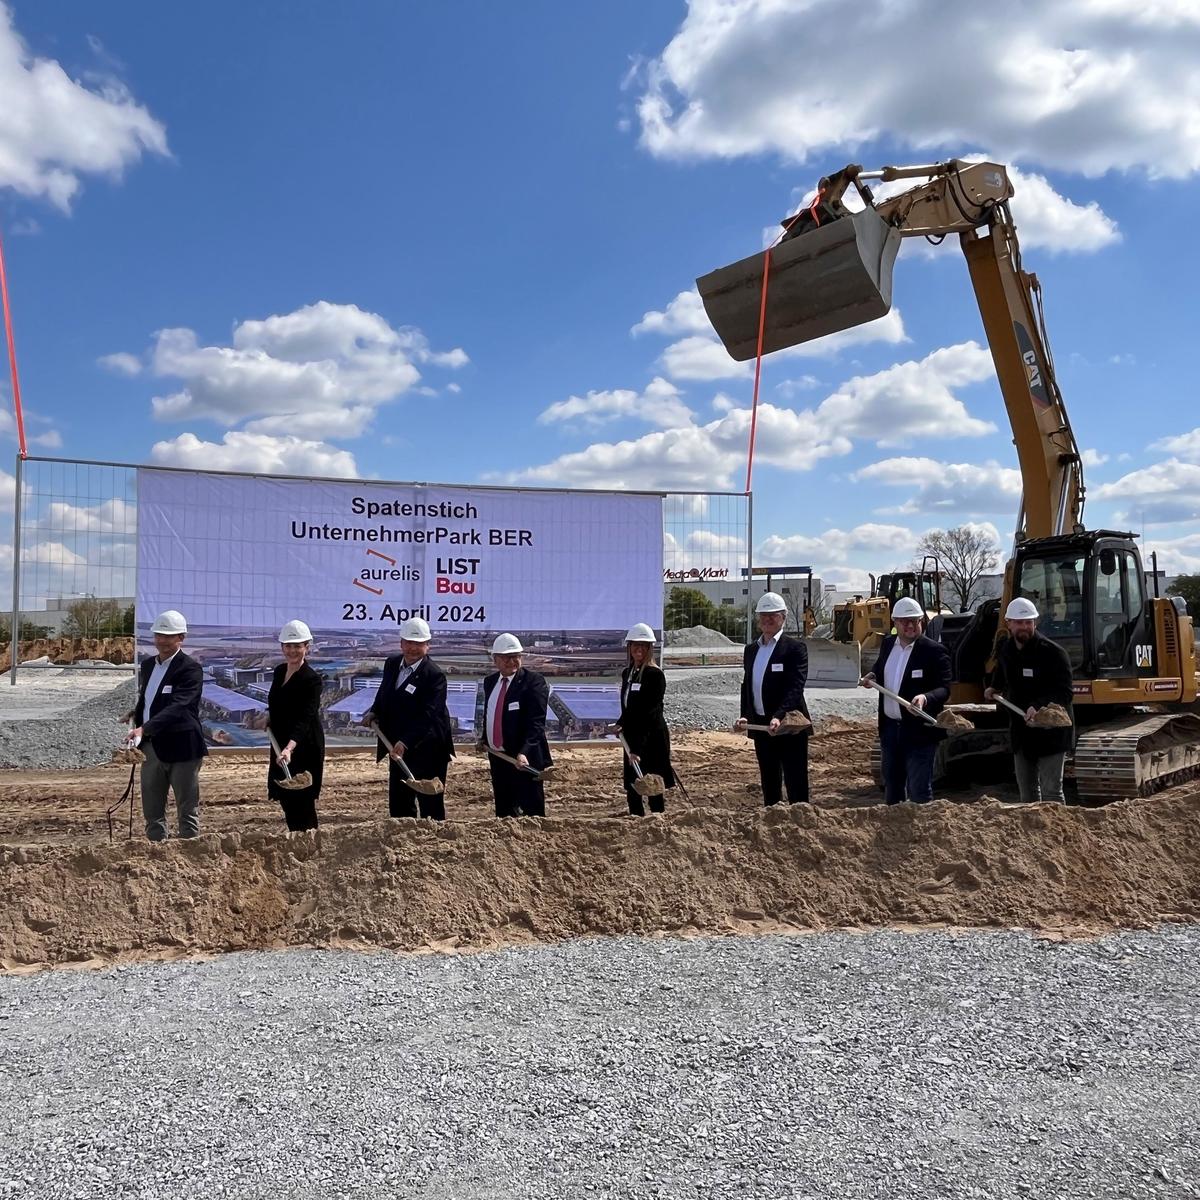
[862,678,937,725]
[992,693,1028,720]
[266,728,296,779]
[617,733,645,778]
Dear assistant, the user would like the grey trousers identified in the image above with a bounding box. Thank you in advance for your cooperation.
[1013,751,1067,804]
[141,744,203,840]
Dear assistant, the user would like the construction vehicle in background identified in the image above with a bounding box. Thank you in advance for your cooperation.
[830,558,950,652]
[698,159,1200,800]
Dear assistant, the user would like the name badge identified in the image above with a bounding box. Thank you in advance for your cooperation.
[630,682,642,692]
[404,683,416,694]
[770,663,783,673]
[162,685,173,694]
[507,700,520,711]
[1023,668,1034,677]
[911,669,923,679]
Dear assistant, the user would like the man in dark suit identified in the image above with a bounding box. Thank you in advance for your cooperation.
[480,633,552,818]
[860,597,953,805]
[735,592,811,806]
[361,616,454,819]
[124,609,207,840]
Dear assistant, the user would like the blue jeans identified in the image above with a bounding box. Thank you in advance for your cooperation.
[879,719,937,805]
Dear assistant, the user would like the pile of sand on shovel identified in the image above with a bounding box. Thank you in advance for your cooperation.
[1029,703,1073,729]
[935,710,975,733]
[632,774,665,798]
[778,710,812,732]
[108,748,145,765]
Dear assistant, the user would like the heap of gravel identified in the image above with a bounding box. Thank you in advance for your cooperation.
[0,677,136,770]
[1,927,1197,1199]
[664,624,736,647]
[663,667,875,731]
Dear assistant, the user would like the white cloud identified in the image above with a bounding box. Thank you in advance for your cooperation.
[1146,530,1200,575]
[1082,448,1110,468]
[758,523,919,568]
[506,343,994,490]
[98,352,143,376]
[631,289,712,337]
[141,301,466,436]
[36,498,136,535]
[1151,428,1200,462]
[1094,459,1200,523]
[0,6,168,209]
[656,307,907,382]
[856,456,1023,514]
[0,405,61,449]
[538,376,694,430]
[149,432,359,478]
[637,0,1200,178]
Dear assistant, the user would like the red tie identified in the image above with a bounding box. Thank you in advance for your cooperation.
[492,676,508,749]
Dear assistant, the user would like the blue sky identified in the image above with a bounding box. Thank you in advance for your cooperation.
[2,0,1200,596]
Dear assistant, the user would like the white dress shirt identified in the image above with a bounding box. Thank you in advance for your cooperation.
[882,639,915,720]
[145,650,180,712]
[751,631,782,717]
[486,672,517,751]
[395,658,421,689]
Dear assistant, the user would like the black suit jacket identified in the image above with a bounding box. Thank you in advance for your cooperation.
[481,667,553,770]
[267,662,325,773]
[869,634,953,744]
[367,655,454,768]
[133,651,208,762]
[740,635,810,733]
[992,631,1075,758]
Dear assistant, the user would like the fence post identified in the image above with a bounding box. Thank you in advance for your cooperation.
[9,452,22,685]
[744,489,754,643]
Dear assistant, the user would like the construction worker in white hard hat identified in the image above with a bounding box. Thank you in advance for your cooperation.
[984,596,1075,803]
[121,609,207,840]
[266,620,324,832]
[860,597,953,805]
[481,632,552,817]
[734,591,812,806]
[361,615,453,820]
[613,623,675,816]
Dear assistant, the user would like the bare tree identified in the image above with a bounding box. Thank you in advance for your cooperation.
[915,527,1001,612]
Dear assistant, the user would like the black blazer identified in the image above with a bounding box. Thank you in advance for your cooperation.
[992,632,1075,758]
[740,634,810,731]
[481,667,552,770]
[266,662,325,773]
[869,634,953,744]
[133,651,208,762]
[618,662,674,784]
[367,655,454,767]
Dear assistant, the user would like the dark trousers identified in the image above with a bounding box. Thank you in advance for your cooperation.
[488,754,545,818]
[388,758,448,820]
[626,786,665,816]
[279,796,319,831]
[751,732,809,806]
[879,718,937,805]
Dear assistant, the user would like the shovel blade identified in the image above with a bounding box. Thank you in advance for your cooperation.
[633,773,666,798]
[404,778,444,795]
[696,208,901,361]
[277,771,313,790]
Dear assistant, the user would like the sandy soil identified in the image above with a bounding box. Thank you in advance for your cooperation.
[2,725,1199,972]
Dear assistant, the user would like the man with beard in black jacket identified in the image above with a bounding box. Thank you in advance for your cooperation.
[986,596,1075,803]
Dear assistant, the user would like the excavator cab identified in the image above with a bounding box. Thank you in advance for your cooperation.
[696,172,901,360]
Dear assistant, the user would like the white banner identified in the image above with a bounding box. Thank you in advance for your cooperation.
[136,470,663,635]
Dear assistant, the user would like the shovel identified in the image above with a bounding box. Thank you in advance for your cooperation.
[862,678,972,732]
[485,745,556,782]
[110,721,146,765]
[617,732,665,798]
[991,694,1072,728]
[369,721,444,795]
[267,728,313,790]
[738,709,813,735]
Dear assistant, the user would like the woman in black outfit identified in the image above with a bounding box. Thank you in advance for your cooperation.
[267,619,325,831]
[614,623,675,815]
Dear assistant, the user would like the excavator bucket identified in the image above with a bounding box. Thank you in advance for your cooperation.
[696,208,901,361]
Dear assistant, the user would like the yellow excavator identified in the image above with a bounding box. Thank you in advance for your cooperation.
[698,159,1200,801]
[829,558,950,652]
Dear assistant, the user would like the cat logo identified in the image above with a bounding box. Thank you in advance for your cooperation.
[1023,349,1042,392]
[1013,322,1049,408]
[1134,644,1153,669]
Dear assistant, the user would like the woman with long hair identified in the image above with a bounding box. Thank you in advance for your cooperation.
[266,620,325,832]
[613,623,675,815]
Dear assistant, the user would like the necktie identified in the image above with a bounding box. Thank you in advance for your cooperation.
[492,676,508,749]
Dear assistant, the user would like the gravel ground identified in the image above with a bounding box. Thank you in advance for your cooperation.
[663,668,875,730]
[0,676,135,770]
[2,928,1197,1199]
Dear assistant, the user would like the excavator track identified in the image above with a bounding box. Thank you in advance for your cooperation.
[1071,713,1200,802]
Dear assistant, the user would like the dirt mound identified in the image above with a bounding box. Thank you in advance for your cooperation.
[665,625,737,648]
[3,793,1198,970]
[0,637,134,671]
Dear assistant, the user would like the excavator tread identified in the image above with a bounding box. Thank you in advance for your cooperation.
[1071,712,1200,802]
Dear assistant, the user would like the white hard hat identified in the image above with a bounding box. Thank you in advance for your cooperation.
[399,617,431,642]
[1005,597,1040,621]
[755,591,787,614]
[491,632,524,655]
[624,622,657,643]
[279,619,312,644]
[892,597,924,620]
[150,610,187,635]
